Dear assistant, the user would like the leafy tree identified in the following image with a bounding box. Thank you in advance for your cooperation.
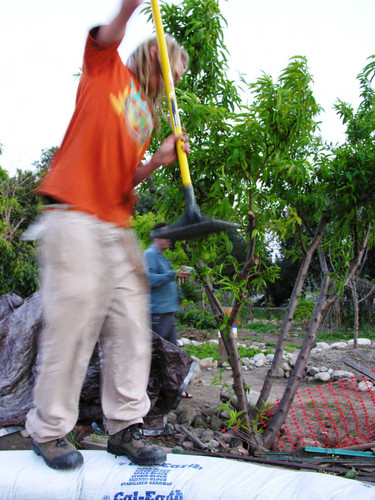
[140,1,375,450]
[2,0,374,453]
[257,57,375,448]
[141,0,321,443]
[0,168,38,296]
[0,147,56,296]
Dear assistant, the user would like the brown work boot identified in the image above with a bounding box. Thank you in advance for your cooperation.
[107,424,167,466]
[32,437,83,470]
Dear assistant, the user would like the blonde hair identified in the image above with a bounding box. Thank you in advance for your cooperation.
[127,35,189,128]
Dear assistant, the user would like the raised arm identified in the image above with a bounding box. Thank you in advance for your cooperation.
[133,132,190,187]
[96,0,144,44]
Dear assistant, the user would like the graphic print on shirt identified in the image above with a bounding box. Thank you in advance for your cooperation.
[110,80,153,154]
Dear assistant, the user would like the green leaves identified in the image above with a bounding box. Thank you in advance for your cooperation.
[139,1,375,334]
[0,168,41,296]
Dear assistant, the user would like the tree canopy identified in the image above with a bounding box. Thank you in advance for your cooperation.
[1,0,374,451]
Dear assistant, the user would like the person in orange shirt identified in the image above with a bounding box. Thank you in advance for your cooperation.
[25,0,190,470]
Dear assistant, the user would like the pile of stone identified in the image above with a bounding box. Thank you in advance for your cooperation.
[167,404,248,456]
[178,337,375,391]
[306,338,374,389]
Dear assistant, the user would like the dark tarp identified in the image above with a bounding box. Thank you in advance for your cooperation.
[0,292,195,432]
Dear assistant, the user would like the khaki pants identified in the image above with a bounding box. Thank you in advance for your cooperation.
[26,209,151,442]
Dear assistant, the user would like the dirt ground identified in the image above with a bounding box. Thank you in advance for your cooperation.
[1,328,374,452]
[182,328,374,410]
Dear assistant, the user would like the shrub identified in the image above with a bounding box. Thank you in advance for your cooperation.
[182,341,268,361]
[294,298,315,320]
[177,305,217,329]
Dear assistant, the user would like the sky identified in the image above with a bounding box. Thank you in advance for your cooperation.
[1,0,374,176]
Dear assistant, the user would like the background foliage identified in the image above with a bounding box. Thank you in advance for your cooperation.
[1,0,374,334]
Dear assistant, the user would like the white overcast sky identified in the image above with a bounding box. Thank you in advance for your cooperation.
[1,0,374,176]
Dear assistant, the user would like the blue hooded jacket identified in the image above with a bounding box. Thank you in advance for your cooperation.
[144,244,180,314]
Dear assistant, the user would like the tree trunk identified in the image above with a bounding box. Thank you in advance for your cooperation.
[262,260,334,448]
[193,201,266,450]
[351,279,359,349]
[197,259,255,441]
[255,214,329,416]
[261,226,371,449]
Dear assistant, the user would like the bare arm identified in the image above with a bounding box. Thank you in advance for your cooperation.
[133,133,190,186]
[96,0,144,44]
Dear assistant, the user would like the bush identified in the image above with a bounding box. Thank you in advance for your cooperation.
[176,305,217,330]
[182,341,267,361]
[294,298,315,321]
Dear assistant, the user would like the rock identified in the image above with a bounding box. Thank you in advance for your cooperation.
[247,390,260,407]
[255,359,265,368]
[200,429,215,442]
[191,340,202,347]
[181,441,195,450]
[218,409,231,420]
[208,439,220,449]
[319,366,329,372]
[177,337,191,346]
[288,353,299,367]
[297,438,325,448]
[266,353,274,362]
[219,433,242,448]
[198,357,214,369]
[357,380,374,392]
[311,348,322,354]
[348,338,372,346]
[281,362,292,372]
[331,370,355,381]
[307,366,320,376]
[176,408,197,426]
[168,412,177,425]
[276,368,285,379]
[189,360,202,384]
[253,353,266,367]
[329,342,348,349]
[208,339,219,346]
[194,415,210,429]
[209,415,223,432]
[235,445,249,456]
[314,372,331,382]
[241,357,253,368]
[253,353,266,362]
[190,427,203,438]
[316,342,330,350]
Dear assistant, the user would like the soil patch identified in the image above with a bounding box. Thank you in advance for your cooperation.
[1,327,374,453]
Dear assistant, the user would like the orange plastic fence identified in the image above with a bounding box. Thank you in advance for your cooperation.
[263,376,375,451]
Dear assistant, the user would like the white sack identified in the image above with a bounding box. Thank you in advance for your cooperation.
[0,450,374,500]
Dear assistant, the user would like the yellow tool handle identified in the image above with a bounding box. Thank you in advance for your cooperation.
[151,0,192,186]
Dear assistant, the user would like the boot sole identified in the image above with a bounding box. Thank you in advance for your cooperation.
[107,442,166,466]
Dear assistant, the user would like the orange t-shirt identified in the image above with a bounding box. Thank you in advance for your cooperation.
[38,28,153,227]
